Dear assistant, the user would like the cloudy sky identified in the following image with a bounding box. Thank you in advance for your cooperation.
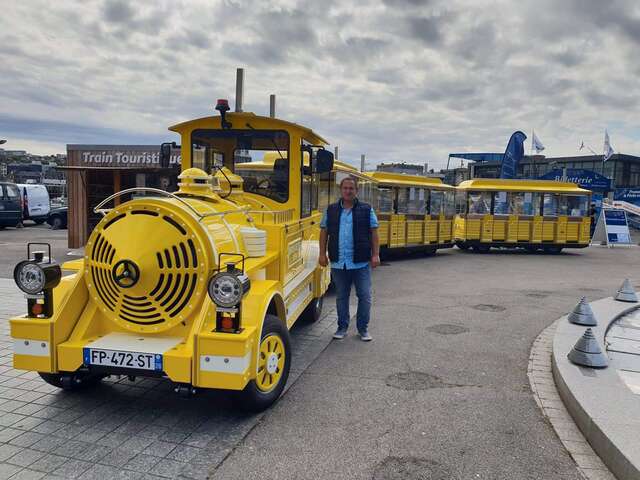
[1,0,640,170]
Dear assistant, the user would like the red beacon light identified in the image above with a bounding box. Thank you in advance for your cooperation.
[215,99,232,129]
[215,99,230,113]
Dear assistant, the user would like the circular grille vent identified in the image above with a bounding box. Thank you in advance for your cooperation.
[85,205,210,333]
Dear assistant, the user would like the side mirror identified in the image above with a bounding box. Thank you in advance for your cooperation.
[314,149,334,174]
[160,142,176,169]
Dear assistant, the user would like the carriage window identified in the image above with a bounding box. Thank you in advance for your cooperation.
[430,190,443,215]
[468,192,491,215]
[192,129,290,203]
[397,188,410,214]
[444,191,456,216]
[406,187,426,214]
[543,193,558,216]
[378,187,393,213]
[317,172,331,212]
[493,191,509,214]
[455,191,467,214]
[521,192,542,215]
[563,195,589,217]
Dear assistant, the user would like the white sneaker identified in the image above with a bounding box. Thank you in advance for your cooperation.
[359,331,373,341]
[333,329,347,340]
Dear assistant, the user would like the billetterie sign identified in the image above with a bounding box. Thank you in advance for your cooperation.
[81,150,181,166]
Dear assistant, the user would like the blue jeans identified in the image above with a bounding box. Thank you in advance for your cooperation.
[331,266,372,333]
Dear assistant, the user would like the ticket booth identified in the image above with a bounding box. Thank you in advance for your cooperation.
[65,145,180,248]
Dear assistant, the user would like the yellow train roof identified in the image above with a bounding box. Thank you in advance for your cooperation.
[367,171,453,190]
[169,112,328,145]
[457,178,590,193]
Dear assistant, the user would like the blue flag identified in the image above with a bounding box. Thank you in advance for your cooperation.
[500,131,527,179]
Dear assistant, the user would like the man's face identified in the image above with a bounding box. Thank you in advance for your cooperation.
[340,180,357,202]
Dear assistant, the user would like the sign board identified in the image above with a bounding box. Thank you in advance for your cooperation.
[538,169,611,191]
[67,145,181,168]
[591,208,632,246]
[614,188,640,207]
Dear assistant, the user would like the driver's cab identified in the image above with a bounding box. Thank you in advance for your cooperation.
[166,103,333,220]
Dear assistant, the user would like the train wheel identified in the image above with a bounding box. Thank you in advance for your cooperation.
[543,246,563,254]
[237,315,291,412]
[301,296,323,323]
[456,241,470,251]
[424,246,437,256]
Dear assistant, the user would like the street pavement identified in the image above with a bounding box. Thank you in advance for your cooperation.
[0,224,69,278]
[0,238,639,479]
[212,246,640,480]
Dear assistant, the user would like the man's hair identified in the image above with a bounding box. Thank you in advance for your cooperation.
[339,176,358,190]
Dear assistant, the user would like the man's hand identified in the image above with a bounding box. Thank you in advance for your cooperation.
[319,254,329,267]
[370,254,380,268]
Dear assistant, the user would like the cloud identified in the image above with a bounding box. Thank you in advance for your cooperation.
[0,0,639,166]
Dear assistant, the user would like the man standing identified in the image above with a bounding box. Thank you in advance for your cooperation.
[319,177,380,341]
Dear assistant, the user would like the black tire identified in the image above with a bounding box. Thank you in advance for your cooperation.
[456,241,470,251]
[472,245,490,253]
[424,245,437,256]
[39,372,105,390]
[50,216,63,230]
[543,246,563,254]
[301,296,323,323]
[524,246,539,253]
[237,315,291,412]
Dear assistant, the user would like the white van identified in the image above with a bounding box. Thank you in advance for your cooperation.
[17,184,50,224]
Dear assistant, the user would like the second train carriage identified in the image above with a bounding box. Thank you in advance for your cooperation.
[366,171,456,254]
[454,178,592,253]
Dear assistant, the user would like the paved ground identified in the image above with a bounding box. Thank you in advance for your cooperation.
[1,234,639,479]
[0,223,69,278]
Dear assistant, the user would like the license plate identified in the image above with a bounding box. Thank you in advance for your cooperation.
[83,348,162,371]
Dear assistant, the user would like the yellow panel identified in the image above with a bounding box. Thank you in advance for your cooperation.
[407,220,423,244]
[14,355,53,372]
[579,218,591,243]
[518,220,531,241]
[480,216,493,242]
[566,223,579,242]
[454,217,465,240]
[57,341,85,372]
[466,219,481,239]
[439,220,452,242]
[378,221,389,246]
[493,220,506,241]
[532,216,543,243]
[556,217,568,243]
[506,215,518,243]
[542,221,555,240]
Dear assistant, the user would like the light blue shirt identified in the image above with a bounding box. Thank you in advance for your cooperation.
[320,201,379,270]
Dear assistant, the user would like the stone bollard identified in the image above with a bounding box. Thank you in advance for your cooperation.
[568,297,597,326]
[614,279,638,303]
[567,328,608,369]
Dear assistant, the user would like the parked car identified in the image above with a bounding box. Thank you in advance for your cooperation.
[17,183,50,224]
[0,182,23,228]
[47,205,68,230]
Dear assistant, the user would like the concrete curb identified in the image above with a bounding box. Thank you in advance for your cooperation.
[552,297,640,480]
[529,320,616,480]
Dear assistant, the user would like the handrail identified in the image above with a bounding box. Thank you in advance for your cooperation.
[94,187,251,221]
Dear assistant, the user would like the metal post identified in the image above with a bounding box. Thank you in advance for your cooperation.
[424,162,428,175]
[235,68,244,112]
[361,154,365,172]
[269,94,276,118]
[334,146,339,161]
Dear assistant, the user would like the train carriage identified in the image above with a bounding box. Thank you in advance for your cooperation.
[366,171,456,255]
[454,179,592,253]
[9,100,335,411]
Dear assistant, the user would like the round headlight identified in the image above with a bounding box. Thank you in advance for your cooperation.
[208,271,250,308]
[14,261,46,294]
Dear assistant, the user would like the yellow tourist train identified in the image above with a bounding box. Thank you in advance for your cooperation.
[10,99,334,411]
[453,179,592,253]
[367,171,456,254]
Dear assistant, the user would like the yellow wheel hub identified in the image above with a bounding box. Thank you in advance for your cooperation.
[256,334,285,392]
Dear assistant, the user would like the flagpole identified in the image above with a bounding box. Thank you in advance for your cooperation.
[531,129,535,177]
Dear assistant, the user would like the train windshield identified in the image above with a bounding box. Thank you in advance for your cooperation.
[191,129,290,203]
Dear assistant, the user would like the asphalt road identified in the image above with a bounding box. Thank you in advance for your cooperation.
[0,223,70,278]
[211,246,640,480]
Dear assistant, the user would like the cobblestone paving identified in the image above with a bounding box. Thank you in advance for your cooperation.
[0,279,338,479]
